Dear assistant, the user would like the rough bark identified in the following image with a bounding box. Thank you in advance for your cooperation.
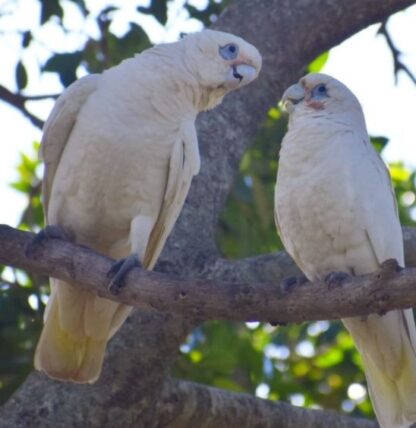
[1,0,416,427]
[1,225,416,324]
[158,380,377,428]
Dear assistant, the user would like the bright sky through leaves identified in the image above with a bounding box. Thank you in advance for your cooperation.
[0,1,415,226]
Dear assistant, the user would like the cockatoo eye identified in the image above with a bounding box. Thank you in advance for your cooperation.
[311,84,328,99]
[219,43,239,60]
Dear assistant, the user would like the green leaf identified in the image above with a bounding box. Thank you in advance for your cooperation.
[138,1,168,25]
[213,377,247,392]
[43,51,83,86]
[67,0,88,16]
[110,23,151,62]
[84,23,151,72]
[389,162,411,182]
[308,51,329,73]
[268,107,281,120]
[315,348,343,368]
[184,1,230,27]
[10,182,31,193]
[15,61,28,91]
[370,136,389,153]
[21,31,32,48]
[40,0,63,24]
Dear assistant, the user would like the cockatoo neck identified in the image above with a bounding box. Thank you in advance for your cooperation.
[191,86,227,111]
[282,108,369,162]
[288,108,367,135]
[136,44,226,115]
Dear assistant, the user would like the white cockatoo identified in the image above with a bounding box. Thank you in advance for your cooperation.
[275,73,416,428]
[34,29,261,383]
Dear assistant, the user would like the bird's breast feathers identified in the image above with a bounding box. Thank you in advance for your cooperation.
[276,127,393,278]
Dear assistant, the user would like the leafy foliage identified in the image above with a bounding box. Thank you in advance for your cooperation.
[138,1,168,26]
[40,0,64,25]
[15,62,28,91]
[0,143,46,403]
[217,106,287,258]
[43,52,84,87]
[184,0,233,27]
[1,1,416,424]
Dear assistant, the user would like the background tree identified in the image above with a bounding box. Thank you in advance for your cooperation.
[0,0,416,426]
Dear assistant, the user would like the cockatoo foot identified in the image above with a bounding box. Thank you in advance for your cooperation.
[324,271,350,290]
[25,225,73,258]
[378,258,403,276]
[269,320,288,327]
[280,274,309,293]
[107,254,140,295]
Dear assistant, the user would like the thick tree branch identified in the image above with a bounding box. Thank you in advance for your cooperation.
[0,225,415,324]
[158,379,377,428]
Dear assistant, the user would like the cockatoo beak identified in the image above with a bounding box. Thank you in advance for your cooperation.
[230,63,257,85]
[227,54,261,88]
[282,83,305,113]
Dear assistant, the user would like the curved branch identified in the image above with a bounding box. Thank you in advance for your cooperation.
[0,225,415,324]
[0,85,44,129]
[158,379,377,428]
[378,21,416,84]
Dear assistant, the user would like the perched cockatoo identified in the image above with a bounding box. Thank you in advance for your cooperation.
[34,29,261,383]
[275,73,416,428]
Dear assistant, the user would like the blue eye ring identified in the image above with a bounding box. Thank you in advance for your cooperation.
[219,43,239,60]
[311,83,328,99]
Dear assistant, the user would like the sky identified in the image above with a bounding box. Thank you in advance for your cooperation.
[0,1,416,227]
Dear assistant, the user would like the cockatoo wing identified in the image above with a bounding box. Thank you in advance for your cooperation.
[344,135,416,428]
[354,141,404,266]
[41,74,99,216]
[274,186,302,268]
[35,74,123,383]
[143,121,200,269]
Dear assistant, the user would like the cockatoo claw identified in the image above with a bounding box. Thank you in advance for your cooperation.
[269,320,288,327]
[324,271,350,290]
[379,258,403,274]
[107,254,141,295]
[280,274,309,293]
[25,225,73,258]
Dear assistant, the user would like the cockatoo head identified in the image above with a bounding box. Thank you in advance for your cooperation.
[282,73,363,119]
[182,29,262,109]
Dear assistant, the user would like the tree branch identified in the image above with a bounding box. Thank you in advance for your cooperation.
[378,20,416,84]
[0,84,45,129]
[0,225,415,324]
[158,379,378,428]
